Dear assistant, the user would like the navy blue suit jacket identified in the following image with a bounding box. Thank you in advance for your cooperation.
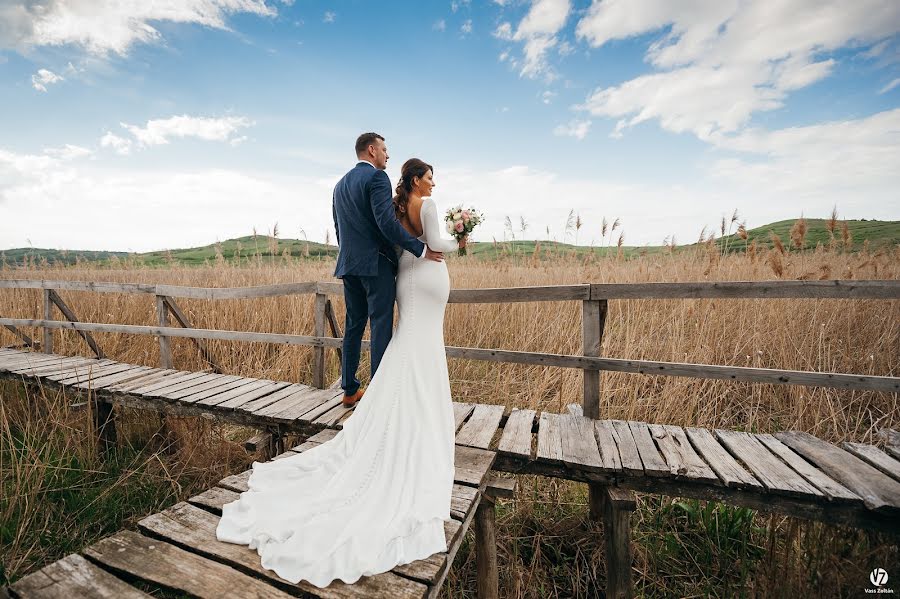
[332,162,425,278]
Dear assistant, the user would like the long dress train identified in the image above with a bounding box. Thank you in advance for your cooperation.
[216,197,460,587]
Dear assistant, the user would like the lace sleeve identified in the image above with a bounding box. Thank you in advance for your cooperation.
[421,198,459,253]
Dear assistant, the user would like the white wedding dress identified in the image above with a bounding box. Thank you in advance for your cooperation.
[216,197,460,587]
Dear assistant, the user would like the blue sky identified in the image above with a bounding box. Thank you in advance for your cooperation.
[1,0,898,252]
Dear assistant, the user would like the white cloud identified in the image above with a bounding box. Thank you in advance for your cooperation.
[323,11,336,23]
[0,0,276,56]
[541,90,556,104]
[0,153,338,251]
[460,19,473,35]
[880,78,900,93]
[493,22,513,40]
[120,115,254,147]
[100,132,132,155]
[707,108,900,204]
[553,119,591,139]
[31,68,63,92]
[43,144,93,160]
[433,20,446,32]
[451,0,471,13]
[574,0,900,139]
[506,0,571,79]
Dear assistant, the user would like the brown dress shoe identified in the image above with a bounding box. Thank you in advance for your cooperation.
[341,389,363,407]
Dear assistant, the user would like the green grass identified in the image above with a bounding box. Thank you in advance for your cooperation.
[2,219,897,268]
[714,218,900,253]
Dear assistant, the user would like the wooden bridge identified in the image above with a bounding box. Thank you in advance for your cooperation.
[1,278,899,598]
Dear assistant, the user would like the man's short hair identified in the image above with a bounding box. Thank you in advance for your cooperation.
[355,132,385,156]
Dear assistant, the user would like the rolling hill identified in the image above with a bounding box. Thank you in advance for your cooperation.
[2,219,897,268]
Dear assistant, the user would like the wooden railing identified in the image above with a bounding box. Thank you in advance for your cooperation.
[1,279,898,415]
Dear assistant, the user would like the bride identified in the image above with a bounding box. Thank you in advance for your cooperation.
[216,158,464,587]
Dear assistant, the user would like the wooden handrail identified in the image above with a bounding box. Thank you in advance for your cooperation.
[1,317,897,393]
[1,279,898,301]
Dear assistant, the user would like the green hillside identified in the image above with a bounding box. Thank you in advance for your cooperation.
[2,219,896,268]
[714,219,899,252]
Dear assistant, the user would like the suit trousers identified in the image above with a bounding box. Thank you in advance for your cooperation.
[340,253,396,395]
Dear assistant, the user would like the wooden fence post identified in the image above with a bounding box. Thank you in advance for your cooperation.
[42,289,53,354]
[601,487,635,599]
[583,299,608,521]
[312,292,327,388]
[156,295,172,369]
[475,495,499,599]
[161,296,222,373]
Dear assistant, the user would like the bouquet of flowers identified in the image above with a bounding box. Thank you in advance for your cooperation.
[444,205,483,256]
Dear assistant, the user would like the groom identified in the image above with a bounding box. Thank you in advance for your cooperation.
[332,132,444,407]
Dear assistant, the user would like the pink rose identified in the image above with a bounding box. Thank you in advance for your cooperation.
[455,221,465,233]
[462,210,471,221]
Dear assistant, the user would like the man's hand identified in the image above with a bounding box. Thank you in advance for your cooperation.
[424,247,444,262]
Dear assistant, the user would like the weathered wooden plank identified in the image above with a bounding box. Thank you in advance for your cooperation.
[137,503,428,598]
[251,386,318,417]
[124,371,202,396]
[716,430,822,498]
[0,318,340,350]
[19,359,110,380]
[454,445,496,488]
[536,412,564,465]
[685,427,761,489]
[776,431,900,513]
[268,389,344,422]
[194,378,271,406]
[589,422,622,475]
[213,381,291,410]
[304,393,345,422]
[312,397,355,427]
[448,284,591,303]
[497,408,535,459]
[163,374,243,401]
[142,372,220,399]
[0,278,320,299]
[83,530,299,599]
[51,362,132,385]
[455,404,505,449]
[842,442,900,483]
[649,424,719,483]
[0,353,72,372]
[105,369,179,392]
[627,421,669,477]
[9,553,149,598]
[234,383,305,413]
[180,376,260,404]
[756,434,860,503]
[9,356,99,376]
[559,412,606,472]
[443,344,900,393]
[72,366,156,390]
[452,402,475,432]
[589,280,900,300]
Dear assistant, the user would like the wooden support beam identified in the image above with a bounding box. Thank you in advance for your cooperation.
[475,495,499,599]
[245,431,274,460]
[312,293,327,389]
[583,299,608,522]
[601,486,635,599]
[42,289,53,354]
[48,290,105,358]
[156,295,172,369]
[162,296,222,373]
[485,474,517,499]
[324,298,343,363]
[94,398,117,452]
[3,324,39,349]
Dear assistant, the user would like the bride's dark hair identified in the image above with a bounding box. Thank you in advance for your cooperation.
[393,158,433,218]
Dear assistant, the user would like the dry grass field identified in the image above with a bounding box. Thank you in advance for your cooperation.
[1,240,898,597]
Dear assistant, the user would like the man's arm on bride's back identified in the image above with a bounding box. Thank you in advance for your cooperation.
[367,170,425,256]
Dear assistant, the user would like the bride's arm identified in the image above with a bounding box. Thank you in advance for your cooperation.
[421,198,460,253]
